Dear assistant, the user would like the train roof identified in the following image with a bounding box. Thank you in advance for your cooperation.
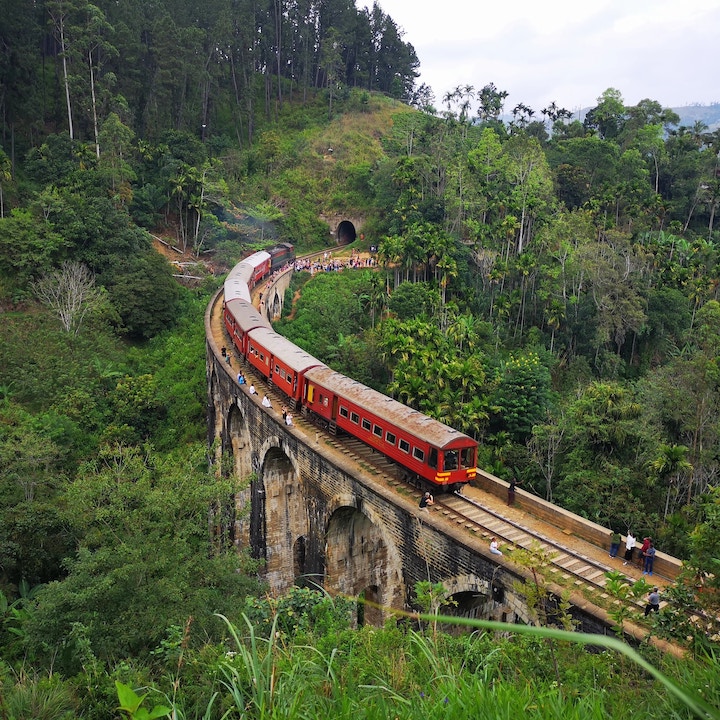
[304,366,476,449]
[225,298,270,332]
[249,327,326,374]
[242,250,271,268]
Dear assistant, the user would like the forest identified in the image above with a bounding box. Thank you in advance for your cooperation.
[1,0,720,717]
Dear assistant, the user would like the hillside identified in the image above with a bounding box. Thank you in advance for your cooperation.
[673,103,720,131]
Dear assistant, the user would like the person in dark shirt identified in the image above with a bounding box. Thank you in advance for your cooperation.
[644,587,660,616]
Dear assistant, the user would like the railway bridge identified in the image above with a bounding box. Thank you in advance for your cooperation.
[205,284,681,641]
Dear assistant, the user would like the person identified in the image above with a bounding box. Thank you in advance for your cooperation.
[262,394,272,408]
[507,478,521,506]
[237,372,246,385]
[249,384,257,395]
[281,405,288,422]
[643,542,656,575]
[285,412,293,426]
[489,537,503,556]
[225,353,231,365]
[419,491,434,511]
[637,537,652,568]
[609,530,622,558]
[623,532,636,566]
[644,587,660,616]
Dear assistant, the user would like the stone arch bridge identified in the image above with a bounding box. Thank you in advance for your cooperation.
[205,291,618,634]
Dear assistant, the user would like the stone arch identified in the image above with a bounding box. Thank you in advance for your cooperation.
[336,220,356,245]
[440,573,532,626]
[226,400,253,480]
[324,498,403,625]
[220,399,255,550]
[357,584,381,627]
[256,440,307,592]
[267,286,283,319]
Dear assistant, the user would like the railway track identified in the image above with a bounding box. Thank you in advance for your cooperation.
[322,435,631,599]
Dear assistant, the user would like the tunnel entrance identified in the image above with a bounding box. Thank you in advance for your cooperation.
[336,220,357,245]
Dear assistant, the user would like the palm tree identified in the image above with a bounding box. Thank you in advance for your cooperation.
[650,443,692,518]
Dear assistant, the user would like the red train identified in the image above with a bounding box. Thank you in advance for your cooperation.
[223,248,478,491]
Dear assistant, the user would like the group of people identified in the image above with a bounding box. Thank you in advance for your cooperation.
[609,532,657,575]
[609,531,662,616]
[234,352,295,424]
[293,252,376,276]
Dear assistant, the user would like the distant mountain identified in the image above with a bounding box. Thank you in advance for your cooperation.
[671,104,720,132]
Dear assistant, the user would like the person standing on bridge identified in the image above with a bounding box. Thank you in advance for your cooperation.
[623,532,636,566]
[507,478,521,506]
[637,536,652,568]
[643,542,656,575]
[609,530,622,558]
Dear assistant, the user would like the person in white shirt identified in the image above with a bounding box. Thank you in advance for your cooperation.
[489,537,503,555]
[262,394,272,408]
[623,532,636,565]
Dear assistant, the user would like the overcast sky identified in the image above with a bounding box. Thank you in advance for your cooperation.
[362,0,720,116]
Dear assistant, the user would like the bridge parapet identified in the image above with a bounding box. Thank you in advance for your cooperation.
[474,470,682,581]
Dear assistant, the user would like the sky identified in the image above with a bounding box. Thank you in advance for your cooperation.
[361,0,720,116]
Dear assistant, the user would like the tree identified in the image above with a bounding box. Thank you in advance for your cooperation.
[0,148,12,218]
[650,443,693,519]
[476,82,508,123]
[584,88,626,140]
[33,261,102,335]
[0,208,66,294]
[106,250,181,340]
[24,444,259,668]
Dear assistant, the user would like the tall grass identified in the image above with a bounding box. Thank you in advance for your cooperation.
[211,612,719,720]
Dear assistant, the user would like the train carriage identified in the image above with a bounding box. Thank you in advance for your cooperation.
[246,326,325,404]
[223,298,269,356]
[302,366,477,488]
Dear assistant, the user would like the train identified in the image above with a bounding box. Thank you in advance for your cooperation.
[223,245,478,491]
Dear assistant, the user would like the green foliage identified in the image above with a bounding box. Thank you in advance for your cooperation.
[275,270,376,367]
[105,250,182,340]
[23,444,259,669]
[491,351,552,442]
[241,586,354,639]
[0,209,66,299]
[115,680,171,720]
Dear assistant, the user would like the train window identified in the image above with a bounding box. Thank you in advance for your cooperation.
[361,418,371,431]
[386,431,396,445]
[350,412,359,424]
[399,439,410,453]
[339,406,349,418]
[444,450,458,471]
[462,447,475,467]
[413,447,425,462]
[373,424,383,438]
[428,448,438,469]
